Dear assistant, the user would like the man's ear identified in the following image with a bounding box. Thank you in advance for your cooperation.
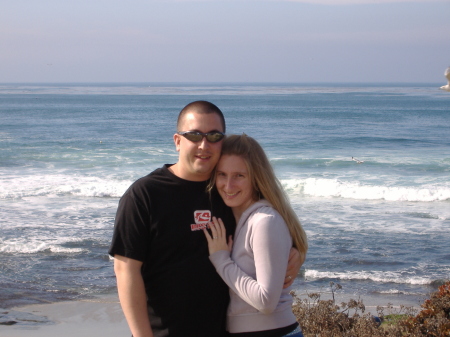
[173,133,181,152]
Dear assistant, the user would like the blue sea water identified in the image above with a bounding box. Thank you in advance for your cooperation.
[0,83,449,309]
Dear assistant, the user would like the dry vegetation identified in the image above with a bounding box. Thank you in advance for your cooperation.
[292,281,450,336]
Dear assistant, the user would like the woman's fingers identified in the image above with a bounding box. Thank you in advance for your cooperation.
[217,218,226,234]
[210,217,224,239]
[213,217,226,238]
[209,218,219,239]
[202,217,231,255]
[202,228,212,243]
[204,217,225,242]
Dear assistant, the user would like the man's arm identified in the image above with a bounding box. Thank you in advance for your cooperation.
[114,255,154,337]
[283,247,306,289]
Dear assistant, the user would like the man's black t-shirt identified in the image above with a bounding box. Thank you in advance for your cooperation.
[109,164,235,337]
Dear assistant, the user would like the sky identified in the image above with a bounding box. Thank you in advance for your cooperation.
[1,0,449,83]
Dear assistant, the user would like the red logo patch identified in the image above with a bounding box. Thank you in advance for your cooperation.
[191,210,211,231]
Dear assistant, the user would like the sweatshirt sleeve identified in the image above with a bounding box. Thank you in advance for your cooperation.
[209,211,292,314]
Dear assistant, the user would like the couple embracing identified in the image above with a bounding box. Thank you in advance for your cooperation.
[109,101,308,337]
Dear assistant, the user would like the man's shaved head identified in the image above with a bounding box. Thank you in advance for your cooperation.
[177,101,226,133]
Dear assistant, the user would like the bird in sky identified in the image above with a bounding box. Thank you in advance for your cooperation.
[440,67,450,92]
[352,157,364,164]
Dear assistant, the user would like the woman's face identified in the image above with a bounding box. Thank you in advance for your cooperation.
[215,154,255,220]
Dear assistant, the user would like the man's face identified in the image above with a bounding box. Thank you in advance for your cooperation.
[173,111,224,181]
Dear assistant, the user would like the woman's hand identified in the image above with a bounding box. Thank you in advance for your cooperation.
[203,217,233,255]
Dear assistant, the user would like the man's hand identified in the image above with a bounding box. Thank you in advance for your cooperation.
[283,247,306,288]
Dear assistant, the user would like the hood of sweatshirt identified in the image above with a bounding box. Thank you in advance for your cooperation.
[234,199,273,240]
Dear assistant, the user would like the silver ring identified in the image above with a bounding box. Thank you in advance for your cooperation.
[213,236,218,239]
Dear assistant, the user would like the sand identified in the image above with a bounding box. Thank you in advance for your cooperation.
[0,295,130,337]
[0,291,423,337]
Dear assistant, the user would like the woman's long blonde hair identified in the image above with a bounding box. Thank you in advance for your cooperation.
[210,134,308,256]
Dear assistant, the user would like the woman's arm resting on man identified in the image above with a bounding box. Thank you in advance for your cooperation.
[208,215,293,314]
[114,255,154,337]
[205,216,304,289]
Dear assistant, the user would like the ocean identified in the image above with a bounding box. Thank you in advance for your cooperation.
[1,83,449,310]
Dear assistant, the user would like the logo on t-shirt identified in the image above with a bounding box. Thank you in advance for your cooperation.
[190,210,211,231]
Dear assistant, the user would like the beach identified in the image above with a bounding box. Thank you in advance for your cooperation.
[0,289,425,336]
[0,294,129,337]
[0,83,448,334]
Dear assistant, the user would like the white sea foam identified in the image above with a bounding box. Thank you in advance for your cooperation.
[282,178,450,202]
[3,174,448,203]
[377,289,424,296]
[0,240,86,254]
[305,269,433,285]
[0,174,132,199]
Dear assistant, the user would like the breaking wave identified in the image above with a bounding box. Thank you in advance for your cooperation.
[282,178,450,202]
[1,174,449,203]
[0,174,132,199]
[305,269,434,286]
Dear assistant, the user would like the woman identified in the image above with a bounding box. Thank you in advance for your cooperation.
[203,134,308,337]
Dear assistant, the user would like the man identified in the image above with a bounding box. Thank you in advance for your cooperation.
[109,101,302,337]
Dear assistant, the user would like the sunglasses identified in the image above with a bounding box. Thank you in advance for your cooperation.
[177,131,225,143]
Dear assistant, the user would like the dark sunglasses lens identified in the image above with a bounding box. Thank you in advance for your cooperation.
[206,133,224,143]
[183,132,203,142]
